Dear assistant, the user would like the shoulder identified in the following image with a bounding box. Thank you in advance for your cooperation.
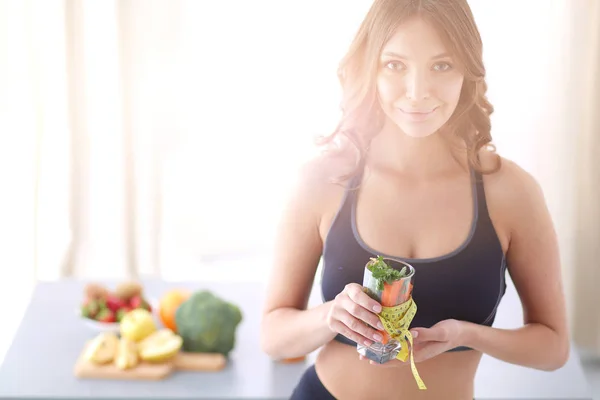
[478,148,550,240]
[292,150,356,196]
[285,151,357,216]
[479,149,543,198]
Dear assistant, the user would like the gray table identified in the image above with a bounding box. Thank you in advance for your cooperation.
[0,278,594,399]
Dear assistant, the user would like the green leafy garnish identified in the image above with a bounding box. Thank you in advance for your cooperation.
[366,256,409,291]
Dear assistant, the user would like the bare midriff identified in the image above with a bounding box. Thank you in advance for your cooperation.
[315,340,483,400]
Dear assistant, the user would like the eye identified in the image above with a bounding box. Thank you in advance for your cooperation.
[384,61,406,71]
[433,62,453,72]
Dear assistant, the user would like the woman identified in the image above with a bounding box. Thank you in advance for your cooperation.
[260,0,570,399]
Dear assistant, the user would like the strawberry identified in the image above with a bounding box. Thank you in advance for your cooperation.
[129,295,144,310]
[129,295,151,311]
[105,294,127,312]
[95,308,116,323]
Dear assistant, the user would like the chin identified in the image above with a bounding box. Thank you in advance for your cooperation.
[399,126,439,138]
[393,121,444,138]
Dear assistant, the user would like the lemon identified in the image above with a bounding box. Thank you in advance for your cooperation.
[115,337,139,370]
[84,332,119,364]
[138,329,174,351]
[138,329,183,363]
[120,309,157,342]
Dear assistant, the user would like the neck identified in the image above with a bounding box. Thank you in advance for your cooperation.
[366,120,467,179]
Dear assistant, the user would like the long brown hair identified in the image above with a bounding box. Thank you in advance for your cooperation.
[317,0,500,183]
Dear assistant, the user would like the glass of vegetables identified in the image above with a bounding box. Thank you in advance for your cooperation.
[356,256,415,364]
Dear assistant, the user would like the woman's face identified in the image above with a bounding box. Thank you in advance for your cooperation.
[376,16,465,138]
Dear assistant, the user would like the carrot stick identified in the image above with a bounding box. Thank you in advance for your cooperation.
[381,331,390,344]
[379,280,404,344]
[381,281,403,307]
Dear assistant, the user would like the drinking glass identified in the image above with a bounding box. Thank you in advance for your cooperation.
[356,257,415,364]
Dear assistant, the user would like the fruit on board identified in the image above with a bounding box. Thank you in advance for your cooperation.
[114,337,139,370]
[83,329,182,368]
[175,290,242,356]
[158,289,191,332]
[138,329,183,363]
[84,332,119,364]
[120,309,157,342]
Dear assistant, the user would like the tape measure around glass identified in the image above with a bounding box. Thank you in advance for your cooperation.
[377,297,427,390]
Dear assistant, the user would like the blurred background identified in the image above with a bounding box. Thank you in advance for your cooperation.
[0,0,599,392]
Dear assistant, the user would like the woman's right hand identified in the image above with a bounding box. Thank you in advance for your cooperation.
[326,283,386,346]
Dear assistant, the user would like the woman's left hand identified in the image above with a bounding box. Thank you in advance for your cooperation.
[410,319,467,362]
[360,319,467,367]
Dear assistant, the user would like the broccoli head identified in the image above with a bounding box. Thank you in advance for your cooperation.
[174,290,243,356]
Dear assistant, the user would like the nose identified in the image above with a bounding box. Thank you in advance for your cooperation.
[405,69,431,101]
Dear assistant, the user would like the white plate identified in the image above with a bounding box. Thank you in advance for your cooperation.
[80,317,122,333]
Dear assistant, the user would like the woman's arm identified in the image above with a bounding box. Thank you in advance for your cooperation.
[260,158,339,360]
[463,160,570,370]
[461,321,568,371]
[411,159,570,371]
[261,303,337,360]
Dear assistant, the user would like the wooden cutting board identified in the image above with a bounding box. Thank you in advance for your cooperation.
[73,343,175,380]
[74,342,228,380]
[173,351,227,371]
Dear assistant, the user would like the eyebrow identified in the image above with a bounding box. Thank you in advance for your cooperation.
[381,51,451,60]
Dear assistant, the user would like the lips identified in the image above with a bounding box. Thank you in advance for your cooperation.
[397,106,439,122]
[399,107,438,114]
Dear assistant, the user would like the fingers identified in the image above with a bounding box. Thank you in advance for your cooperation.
[344,284,384,329]
[412,319,460,343]
[329,307,380,346]
[326,283,385,346]
[341,285,385,341]
[343,296,383,331]
[412,341,449,363]
[328,319,374,346]
[346,284,383,313]
[412,326,445,343]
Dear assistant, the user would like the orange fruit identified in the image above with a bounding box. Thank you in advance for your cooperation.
[159,289,191,332]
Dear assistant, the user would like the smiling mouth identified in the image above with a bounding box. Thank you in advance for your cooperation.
[396,106,440,122]
[399,107,439,115]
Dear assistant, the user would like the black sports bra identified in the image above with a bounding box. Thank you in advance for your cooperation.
[320,165,507,351]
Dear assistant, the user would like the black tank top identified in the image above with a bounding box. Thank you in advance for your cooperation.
[320,165,507,351]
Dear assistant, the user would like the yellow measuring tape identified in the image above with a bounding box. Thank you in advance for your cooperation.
[377,297,427,390]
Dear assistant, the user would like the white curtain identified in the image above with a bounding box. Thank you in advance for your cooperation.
[1,0,600,354]
[571,0,600,354]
